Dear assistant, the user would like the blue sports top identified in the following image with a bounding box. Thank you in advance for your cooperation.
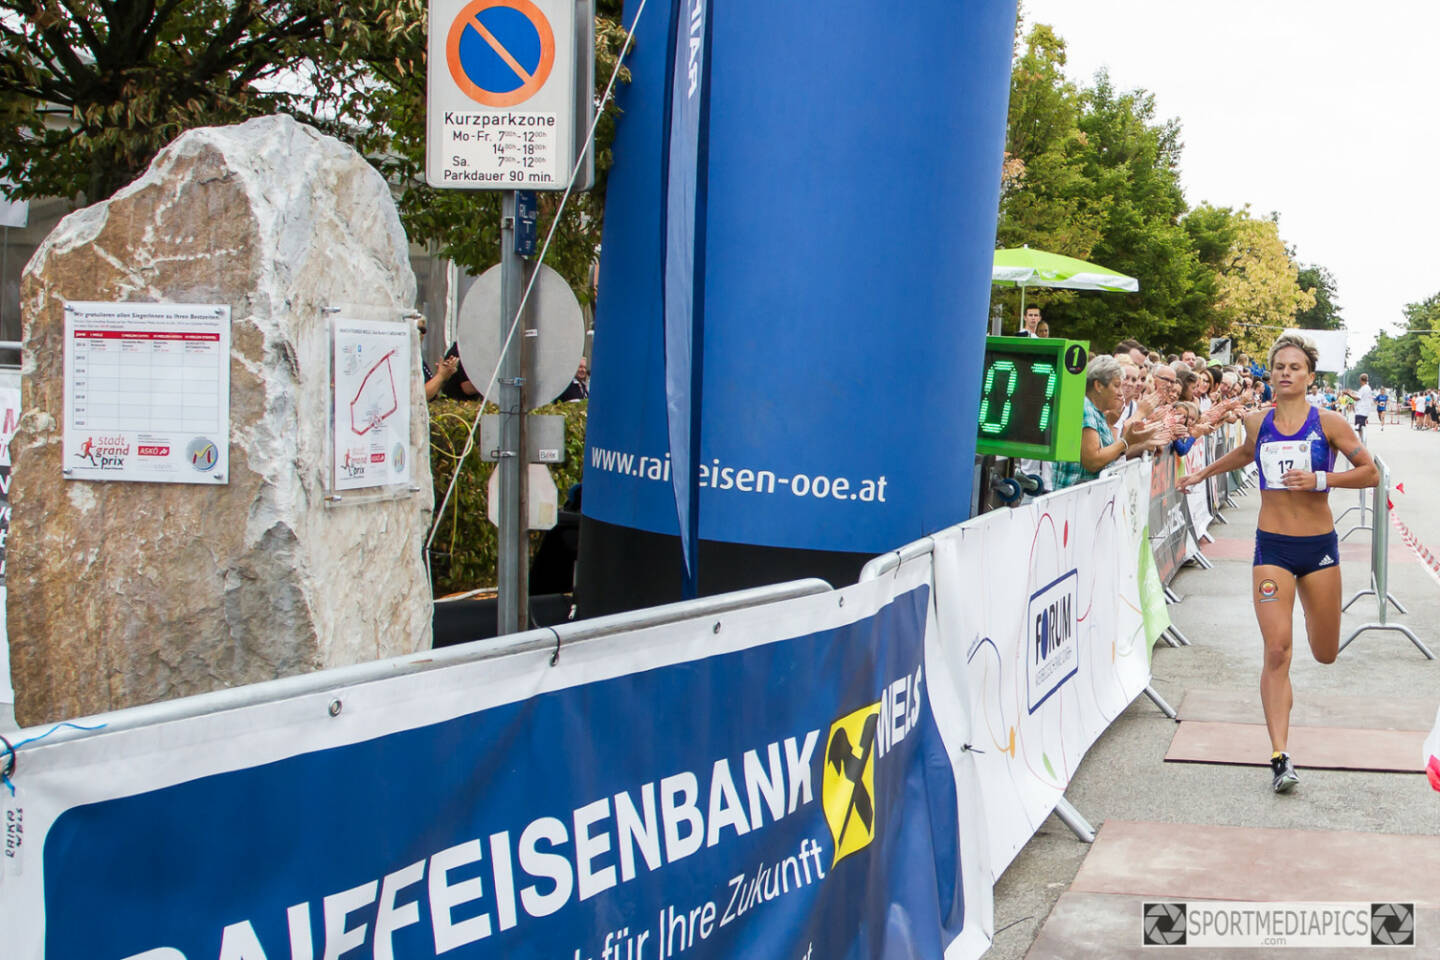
[1254,406,1335,491]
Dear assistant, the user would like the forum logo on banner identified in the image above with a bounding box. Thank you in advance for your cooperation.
[933,461,1151,875]
[1027,571,1078,713]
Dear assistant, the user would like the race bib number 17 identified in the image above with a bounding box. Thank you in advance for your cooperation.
[1259,440,1309,487]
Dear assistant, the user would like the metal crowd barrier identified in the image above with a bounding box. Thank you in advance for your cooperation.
[6,578,834,749]
[1334,453,1375,541]
[1339,456,1434,659]
[860,469,1180,849]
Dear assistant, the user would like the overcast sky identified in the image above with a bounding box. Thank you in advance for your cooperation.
[1019,0,1440,357]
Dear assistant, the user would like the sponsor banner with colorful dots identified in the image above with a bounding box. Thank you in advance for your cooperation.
[931,460,1152,875]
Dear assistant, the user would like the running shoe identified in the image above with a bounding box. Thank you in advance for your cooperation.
[1271,753,1300,793]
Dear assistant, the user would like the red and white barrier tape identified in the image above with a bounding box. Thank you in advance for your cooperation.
[1389,504,1440,590]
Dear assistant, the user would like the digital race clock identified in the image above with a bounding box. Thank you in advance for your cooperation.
[974,336,1089,461]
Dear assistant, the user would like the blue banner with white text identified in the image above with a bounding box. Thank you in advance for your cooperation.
[584,0,1020,553]
[35,584,968,960]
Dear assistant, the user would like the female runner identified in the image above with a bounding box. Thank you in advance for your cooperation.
[1179,333,1378,793]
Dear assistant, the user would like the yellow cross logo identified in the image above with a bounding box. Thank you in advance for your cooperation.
[822,702,880,866]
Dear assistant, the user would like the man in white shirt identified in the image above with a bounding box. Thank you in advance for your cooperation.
[1349,374,1375,441]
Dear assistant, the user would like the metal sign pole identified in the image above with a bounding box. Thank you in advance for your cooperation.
[424,0,588,634]
[498,190,529,634]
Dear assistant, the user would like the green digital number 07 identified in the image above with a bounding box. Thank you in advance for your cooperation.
[978,359,1059,438]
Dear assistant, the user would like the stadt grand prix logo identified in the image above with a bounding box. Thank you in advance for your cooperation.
[76,435,129,470]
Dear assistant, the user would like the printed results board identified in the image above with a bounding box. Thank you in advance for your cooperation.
[427,0,579,189]
[62,301,231,485]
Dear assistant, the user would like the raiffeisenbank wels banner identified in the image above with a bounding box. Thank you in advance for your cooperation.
[582,0,1019,559]
[0,561,992,959]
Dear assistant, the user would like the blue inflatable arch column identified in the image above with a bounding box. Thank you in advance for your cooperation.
[578,0,1019,615]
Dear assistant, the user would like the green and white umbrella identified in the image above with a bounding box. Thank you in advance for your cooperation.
[991,246,1139,331]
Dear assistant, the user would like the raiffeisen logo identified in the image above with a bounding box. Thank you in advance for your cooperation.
[821,662,924,866]
[76,435,129,470]
[823,704,878,865]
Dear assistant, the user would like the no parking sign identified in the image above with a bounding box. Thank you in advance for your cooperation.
[426,0,591,189]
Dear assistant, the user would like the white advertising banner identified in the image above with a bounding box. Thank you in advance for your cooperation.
[61,302,231,484]
[932,463,1150,875]
[1283,328,1348,374]
[331,317,412,491]
[1182,441,1213,540]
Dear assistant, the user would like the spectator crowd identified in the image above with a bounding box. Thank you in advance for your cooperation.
[1051,337,1271,489]
[1042,322,1440,492]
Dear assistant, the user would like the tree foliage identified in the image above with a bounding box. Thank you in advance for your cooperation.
[0,0,629,299]
[1212,212,1315,358]
[0,0,343,202]
[1417,331,1440,390]
[997,24,1102,259]
[1352,292,1440,391]
[1292,263,1344,331]
[1061,74,1212,352]
[997,19,1328,358]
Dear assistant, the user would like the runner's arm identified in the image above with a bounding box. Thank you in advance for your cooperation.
[1312,411,1379,489]
[1177,412,1259,490]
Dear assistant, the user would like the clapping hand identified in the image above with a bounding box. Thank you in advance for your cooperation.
[1123,417,1163,452]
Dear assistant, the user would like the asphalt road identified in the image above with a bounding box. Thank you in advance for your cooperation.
[989,427,1440,959]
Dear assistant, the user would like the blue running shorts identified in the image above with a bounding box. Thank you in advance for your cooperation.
[1253,529,1340,578]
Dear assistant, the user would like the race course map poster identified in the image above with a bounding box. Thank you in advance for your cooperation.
[332,316,412,492]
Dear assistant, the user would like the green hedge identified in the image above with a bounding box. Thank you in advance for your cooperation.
[427,399,588,595]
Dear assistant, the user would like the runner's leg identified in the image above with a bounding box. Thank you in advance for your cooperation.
[1253,565,1297,753]
[1296,565,1342,664]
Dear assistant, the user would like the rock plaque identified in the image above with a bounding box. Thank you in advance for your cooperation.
[10,115,433,725]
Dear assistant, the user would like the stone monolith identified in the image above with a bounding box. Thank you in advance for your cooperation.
[10,115,433,725]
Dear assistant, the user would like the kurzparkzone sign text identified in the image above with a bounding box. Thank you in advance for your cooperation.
[426,0,579,189]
